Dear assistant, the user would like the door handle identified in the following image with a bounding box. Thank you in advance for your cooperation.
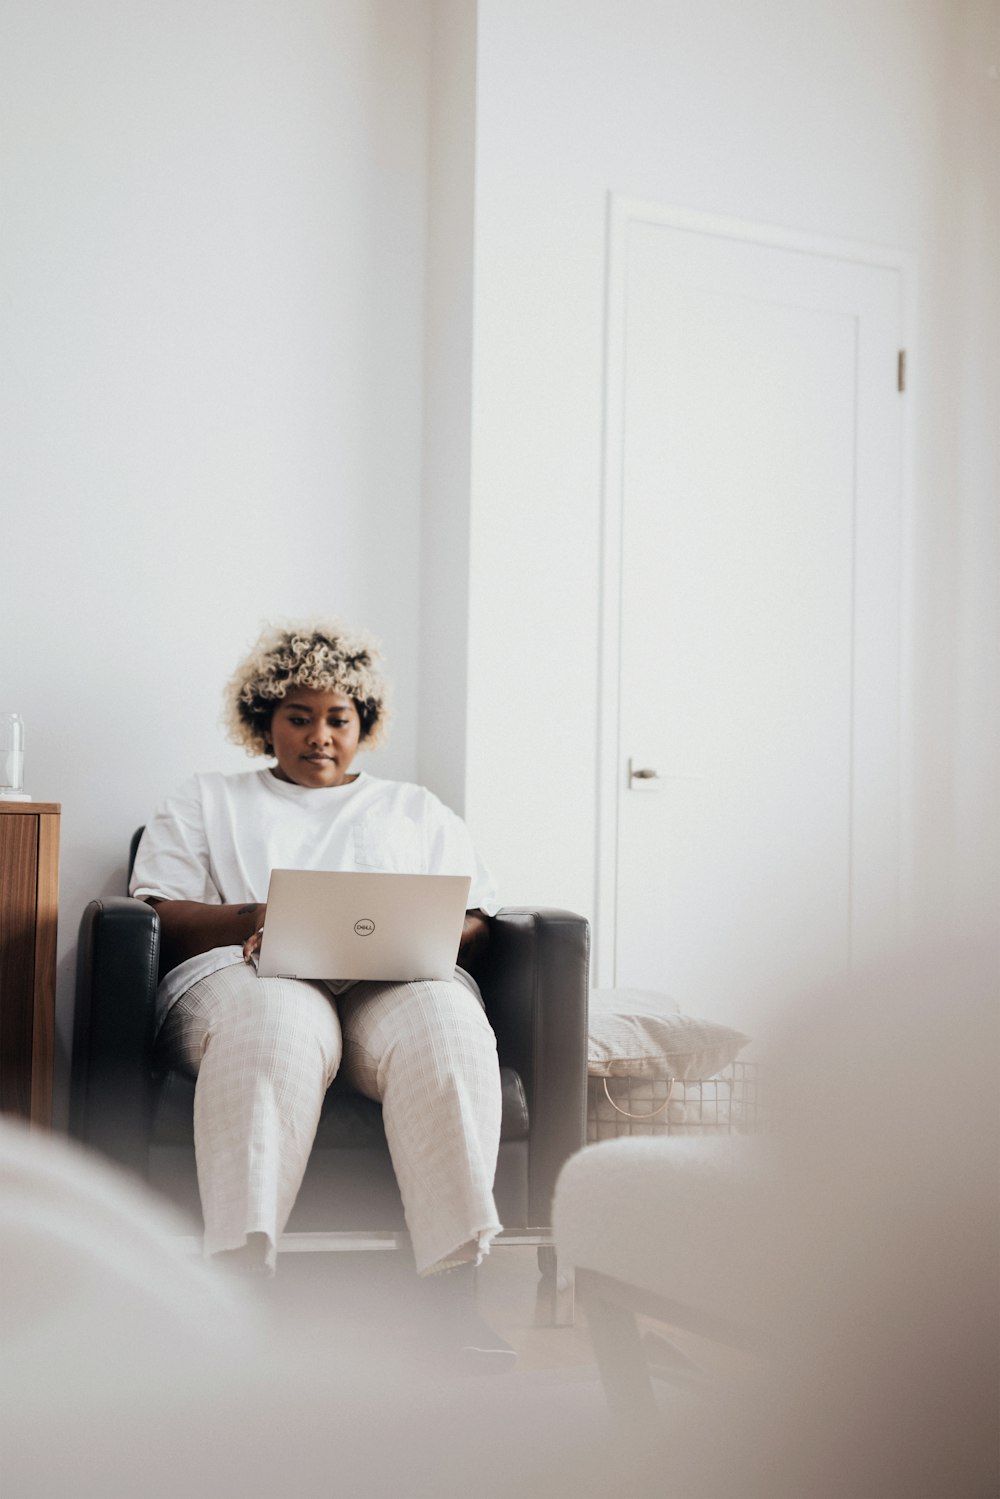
[627,760,706,790]
[628,760,661,791]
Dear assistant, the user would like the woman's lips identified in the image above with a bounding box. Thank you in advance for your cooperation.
[304,754,334,763]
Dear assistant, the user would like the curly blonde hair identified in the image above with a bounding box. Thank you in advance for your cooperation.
[224,619,390,757]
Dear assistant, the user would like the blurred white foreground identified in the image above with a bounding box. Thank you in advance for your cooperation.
[2,939,997,1498]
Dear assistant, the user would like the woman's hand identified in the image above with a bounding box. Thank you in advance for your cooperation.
[458,909,490,973]
[242,919,266,964]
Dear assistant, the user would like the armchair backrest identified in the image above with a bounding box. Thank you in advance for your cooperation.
[128,827,145,886]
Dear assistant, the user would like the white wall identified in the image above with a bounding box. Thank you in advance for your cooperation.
[944,0,999,942]
[0,0,433,1118]
[418,0,476,810]
[464,0,998,958]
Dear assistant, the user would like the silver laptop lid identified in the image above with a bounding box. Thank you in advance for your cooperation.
[256,869,472,982]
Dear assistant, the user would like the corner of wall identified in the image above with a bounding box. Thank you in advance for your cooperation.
[418,0,478,813]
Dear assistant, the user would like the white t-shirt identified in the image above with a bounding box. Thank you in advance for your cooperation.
[130,769,500,1025]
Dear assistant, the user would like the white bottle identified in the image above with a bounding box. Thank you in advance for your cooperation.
[0,713,31,801]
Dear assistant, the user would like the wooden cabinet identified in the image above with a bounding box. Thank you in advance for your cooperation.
[0,802,59,1125]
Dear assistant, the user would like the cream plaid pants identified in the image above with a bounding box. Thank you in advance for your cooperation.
[156,961,503,1275]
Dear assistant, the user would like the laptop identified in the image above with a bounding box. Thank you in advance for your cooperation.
[255,868,472,982]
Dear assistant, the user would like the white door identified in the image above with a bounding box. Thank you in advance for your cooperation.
[603,211,904,1027]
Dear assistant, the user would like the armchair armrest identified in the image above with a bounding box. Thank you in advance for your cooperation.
[71,897,160,1177]
[480,908,590,1225]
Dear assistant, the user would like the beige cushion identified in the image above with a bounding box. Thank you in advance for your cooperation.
[588,989,748,1080]
[553,1135,768,1322]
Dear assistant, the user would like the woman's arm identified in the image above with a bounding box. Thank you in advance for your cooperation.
[148,899,488,978]
[143,898,266,976]
[458,909,490,973]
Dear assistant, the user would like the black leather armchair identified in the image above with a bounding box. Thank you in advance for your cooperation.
[71,834,589,1317]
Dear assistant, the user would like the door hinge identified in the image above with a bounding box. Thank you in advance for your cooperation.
[897,350,907,392]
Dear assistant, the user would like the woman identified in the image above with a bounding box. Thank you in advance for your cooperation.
[130,620,511,1362]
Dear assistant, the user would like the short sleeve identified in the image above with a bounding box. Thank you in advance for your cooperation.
[130,776,222,905]
[424,796,500,916]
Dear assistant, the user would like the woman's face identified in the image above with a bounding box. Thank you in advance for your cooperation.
[268,687,363,788]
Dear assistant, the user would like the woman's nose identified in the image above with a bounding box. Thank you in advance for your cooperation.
[307,724,333,746]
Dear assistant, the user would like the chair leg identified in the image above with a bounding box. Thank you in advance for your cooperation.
[536,1245,575,1327]
[582,1287,657,1424]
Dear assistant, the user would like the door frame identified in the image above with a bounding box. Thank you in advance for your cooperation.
[594,196,916,986]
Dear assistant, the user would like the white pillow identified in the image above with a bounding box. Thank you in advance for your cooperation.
[588,991,748,1080]
[589,987,681,1016]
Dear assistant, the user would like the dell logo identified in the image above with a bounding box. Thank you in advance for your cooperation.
[354,918,375,937]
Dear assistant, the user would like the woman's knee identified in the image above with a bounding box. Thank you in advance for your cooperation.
[401,979,498,1063]
[210,975,343,1080]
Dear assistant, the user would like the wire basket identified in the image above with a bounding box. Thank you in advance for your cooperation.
[587,1060,763,1142]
